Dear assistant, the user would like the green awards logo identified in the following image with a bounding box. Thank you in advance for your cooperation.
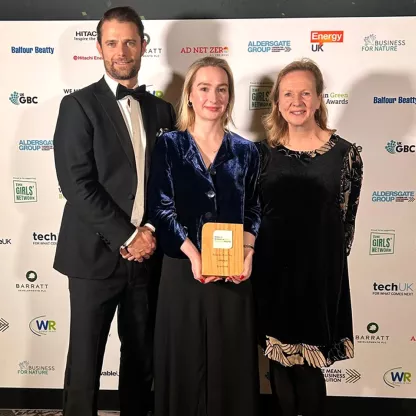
[13,178,37,203]
[370,230,395,255]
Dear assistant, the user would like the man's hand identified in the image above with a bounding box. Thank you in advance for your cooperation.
[120,227,156,262]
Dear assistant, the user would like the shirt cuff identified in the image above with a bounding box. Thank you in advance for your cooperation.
[144,223,156,233]
[122,229,138,248]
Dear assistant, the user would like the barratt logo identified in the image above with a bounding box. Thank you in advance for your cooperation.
[16,270,48,293]
[249,82,273,110]
[362,34,405,52]
[369,230,395,255]
[13,178,37,203]
[310,31,344,52]
[356,322,390,345]
[385,140,415,154]
[143,33,162,58]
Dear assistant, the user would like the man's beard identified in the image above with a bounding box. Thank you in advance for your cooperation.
[104,58,141,81]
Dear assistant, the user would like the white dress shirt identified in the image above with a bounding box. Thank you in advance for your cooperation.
[103,74,155,247]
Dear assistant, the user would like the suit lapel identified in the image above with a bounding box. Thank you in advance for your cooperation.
[139,94,158,189]
[93,77,136,173]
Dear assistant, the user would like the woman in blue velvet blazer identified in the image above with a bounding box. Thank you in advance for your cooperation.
[147,57,261,416]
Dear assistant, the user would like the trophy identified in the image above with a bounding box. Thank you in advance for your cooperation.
[201,223,244,276]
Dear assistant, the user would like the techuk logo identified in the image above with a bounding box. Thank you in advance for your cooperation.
[310,31,344,52]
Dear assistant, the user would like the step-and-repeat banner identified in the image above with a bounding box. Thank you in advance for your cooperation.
[0,17,415,398]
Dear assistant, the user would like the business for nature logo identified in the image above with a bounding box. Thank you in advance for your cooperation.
[362,34,405,52]
[18,361,55,376]
[13,177,37,203]
[369,229,395,255]
[310,31,343,52]
[372,190,414,203]
[247,40,291,53]
[385,140,415,154]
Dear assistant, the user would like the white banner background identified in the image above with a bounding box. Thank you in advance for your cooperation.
[0,17,416,399]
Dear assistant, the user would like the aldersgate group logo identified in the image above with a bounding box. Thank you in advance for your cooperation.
[0,318,9,332]
[247,40,291,53]
[383,367,412,388]
[310,31,343,52]
[369,229,395,255]
[9,92,38,105]
[372,190,415,203]
[385,140,415,154]
[18,139,53,151]
[362,34,405,52]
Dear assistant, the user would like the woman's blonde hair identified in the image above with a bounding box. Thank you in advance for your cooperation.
[263,58,335,147]
[176,56,235,131]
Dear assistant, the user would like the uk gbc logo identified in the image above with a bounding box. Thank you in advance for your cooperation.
[385,140,415,154]
[9,91,39,105]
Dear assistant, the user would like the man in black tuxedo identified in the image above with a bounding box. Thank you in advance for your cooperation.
[53,7,176,416]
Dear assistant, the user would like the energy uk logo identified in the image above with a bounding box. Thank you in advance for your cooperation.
[9,92,38,105]
[385,140,415,154]
[310,31,344,52]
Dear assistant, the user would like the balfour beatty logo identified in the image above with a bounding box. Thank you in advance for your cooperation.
[11,46,55,54]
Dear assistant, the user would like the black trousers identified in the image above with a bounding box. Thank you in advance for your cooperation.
[269,360,327,416]
[63,258,157,416]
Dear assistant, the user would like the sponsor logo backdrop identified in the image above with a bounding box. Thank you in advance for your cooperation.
[1,17,416,398]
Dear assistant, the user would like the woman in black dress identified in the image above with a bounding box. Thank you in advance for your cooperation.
[147,56,261,416]
[252,58,363,416]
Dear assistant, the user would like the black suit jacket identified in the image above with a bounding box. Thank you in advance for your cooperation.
[53,77,176,279]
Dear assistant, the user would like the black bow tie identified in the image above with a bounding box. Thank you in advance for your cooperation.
[116,84,147,101]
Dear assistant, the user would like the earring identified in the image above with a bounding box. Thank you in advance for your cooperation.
[187,100,193,107]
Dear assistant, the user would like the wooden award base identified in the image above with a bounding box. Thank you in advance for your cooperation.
[201,222,244,277]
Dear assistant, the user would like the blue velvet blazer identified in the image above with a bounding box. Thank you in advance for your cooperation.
[147,130,261,258]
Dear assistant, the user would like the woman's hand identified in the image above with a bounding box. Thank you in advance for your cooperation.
[226,247,254,284]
